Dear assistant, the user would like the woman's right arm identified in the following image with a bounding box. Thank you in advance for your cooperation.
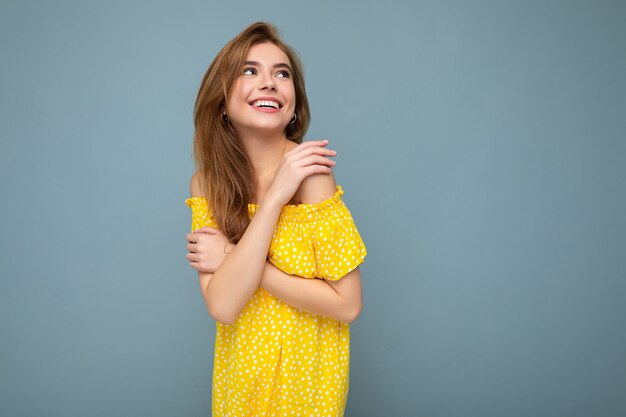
[191,172,282,324]
[192,140,336,324]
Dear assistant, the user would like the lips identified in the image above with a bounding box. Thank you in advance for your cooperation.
[249,97,283,109]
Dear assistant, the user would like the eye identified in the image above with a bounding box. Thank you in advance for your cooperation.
[242,67,257,75]
[276,70,291,79]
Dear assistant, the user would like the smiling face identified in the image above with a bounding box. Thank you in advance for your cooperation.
[225,42,296,137]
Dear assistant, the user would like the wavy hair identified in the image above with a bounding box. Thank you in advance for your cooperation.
[193,22,310,243]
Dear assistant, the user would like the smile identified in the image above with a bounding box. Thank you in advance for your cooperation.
[249,99,283,109]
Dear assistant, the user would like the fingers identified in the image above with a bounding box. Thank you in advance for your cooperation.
[286,141,337,163]
[285,139,329,156]
[284,143,336,173]
[186,228,228,273]
[287,149,336,180]
[187,227,221,245]
[299,147,336,160]
[188,228,218,244]
[300,164,334,177]
[296,154,337,169]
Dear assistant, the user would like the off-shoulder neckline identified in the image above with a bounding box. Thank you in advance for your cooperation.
[186,185,344,211]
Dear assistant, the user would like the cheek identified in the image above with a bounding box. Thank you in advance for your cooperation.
[226,97,239,114]
[228,80,249,99]
[285,86,297,110]
[226,83,248,114]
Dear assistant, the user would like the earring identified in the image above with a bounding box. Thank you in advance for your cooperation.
[289,113,297,125]
[221,113,229,123]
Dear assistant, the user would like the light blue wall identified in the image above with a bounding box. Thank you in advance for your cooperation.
[1,1,624,416]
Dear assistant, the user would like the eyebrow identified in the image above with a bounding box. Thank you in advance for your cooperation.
[243,61,292,72]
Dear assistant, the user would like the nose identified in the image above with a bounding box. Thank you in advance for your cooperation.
[258,71,276,91]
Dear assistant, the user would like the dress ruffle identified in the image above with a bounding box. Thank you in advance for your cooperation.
[185,184,366,280]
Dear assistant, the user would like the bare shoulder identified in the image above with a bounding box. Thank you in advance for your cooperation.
[296,171,338,204]
[190,171,205,197]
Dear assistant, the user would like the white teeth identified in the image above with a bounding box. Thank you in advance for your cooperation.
[252,100,280,109]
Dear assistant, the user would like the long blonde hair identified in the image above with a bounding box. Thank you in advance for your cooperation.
[193,22,310,243]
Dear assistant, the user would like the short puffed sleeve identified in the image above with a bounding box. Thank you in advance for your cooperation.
[185,197,218,231]
[258,185,367,280]
[310,186,367,281]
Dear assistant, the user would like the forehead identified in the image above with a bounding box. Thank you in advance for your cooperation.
[245,42,291,66]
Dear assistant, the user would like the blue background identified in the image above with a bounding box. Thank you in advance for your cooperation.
[1,1,625,416]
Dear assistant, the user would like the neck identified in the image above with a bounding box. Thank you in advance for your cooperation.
[238,128,289,180]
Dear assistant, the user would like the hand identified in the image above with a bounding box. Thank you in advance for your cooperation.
[186,227,235,273]
[264,140,336,208]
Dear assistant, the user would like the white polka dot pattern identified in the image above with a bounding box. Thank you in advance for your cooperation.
[185,185,367,416]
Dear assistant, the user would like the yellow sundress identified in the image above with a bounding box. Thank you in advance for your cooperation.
[185,185,367,417]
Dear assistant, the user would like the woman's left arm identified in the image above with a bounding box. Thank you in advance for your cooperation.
[260,261,362,323]
[259,171,362,323]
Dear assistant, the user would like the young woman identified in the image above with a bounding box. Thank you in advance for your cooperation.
[184,22,367,416]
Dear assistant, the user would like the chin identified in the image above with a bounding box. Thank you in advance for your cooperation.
[235,124,287,137]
